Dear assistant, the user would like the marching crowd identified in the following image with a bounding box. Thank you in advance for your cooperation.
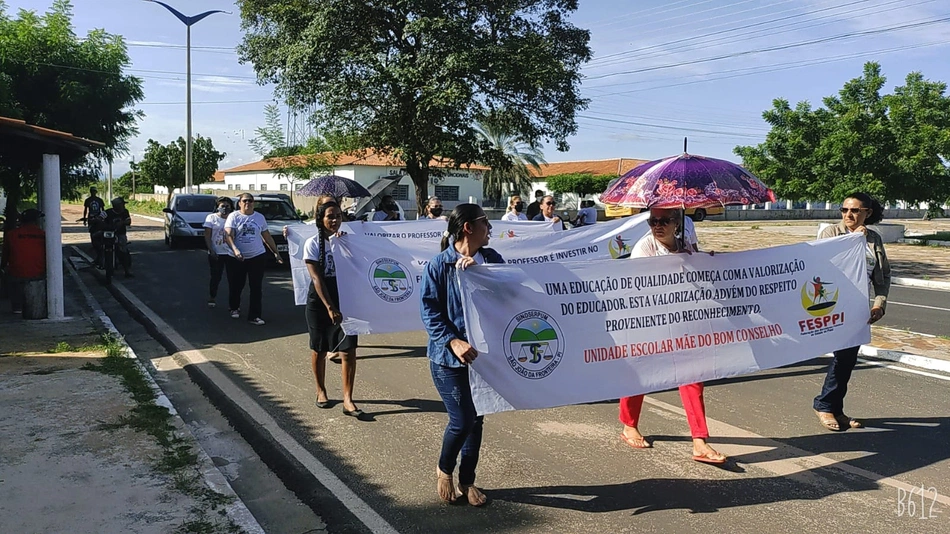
[65,186,891,508]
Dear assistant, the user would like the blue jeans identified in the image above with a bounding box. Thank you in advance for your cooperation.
[430,361,483,486]
[813,345,860,414]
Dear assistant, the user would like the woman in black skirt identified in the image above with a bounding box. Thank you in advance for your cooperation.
[303,201,367,420]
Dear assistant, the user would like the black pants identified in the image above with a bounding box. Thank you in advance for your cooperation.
[226,253,267,319]
[208,254,228,298]
[115,234,131,271]
[813,345,860,414]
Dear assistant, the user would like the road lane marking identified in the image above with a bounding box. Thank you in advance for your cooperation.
[887,300,950,313]
[102,265,400,534]
[642,396,950,507]
[857,358,950,381]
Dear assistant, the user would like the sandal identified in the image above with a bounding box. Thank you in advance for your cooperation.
[692,449,727,465]
[437,468,458,503]
[838,413,863,429]
[620,433,652,449]
[815,410,841,431]
[459,484,488,507]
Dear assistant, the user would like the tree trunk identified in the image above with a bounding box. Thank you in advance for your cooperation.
[405,159,430,217]
[166,190,173,206]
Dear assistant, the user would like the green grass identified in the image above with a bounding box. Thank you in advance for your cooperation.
[83,333,242,534]
[125,199,167,217]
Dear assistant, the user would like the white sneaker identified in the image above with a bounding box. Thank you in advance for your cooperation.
[248,317,265,326]
[230,310,240,319]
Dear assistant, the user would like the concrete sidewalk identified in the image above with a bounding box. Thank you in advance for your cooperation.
[0,264,262,533]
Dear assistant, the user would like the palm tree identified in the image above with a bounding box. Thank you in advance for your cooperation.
[475,122,546,206]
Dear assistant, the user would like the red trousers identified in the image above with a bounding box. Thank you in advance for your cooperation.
[619,383,709,439]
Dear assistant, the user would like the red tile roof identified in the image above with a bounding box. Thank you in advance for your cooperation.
[219,148,488,174]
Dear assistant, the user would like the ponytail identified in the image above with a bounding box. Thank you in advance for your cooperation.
[441,203,484,251]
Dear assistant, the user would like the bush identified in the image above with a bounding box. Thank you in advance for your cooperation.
[125,199,166,217]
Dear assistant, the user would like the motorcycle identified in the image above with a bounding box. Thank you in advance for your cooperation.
[78,217,118,283]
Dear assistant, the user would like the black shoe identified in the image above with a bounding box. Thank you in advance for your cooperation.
[316,399,332,409]
[342,408,373,421]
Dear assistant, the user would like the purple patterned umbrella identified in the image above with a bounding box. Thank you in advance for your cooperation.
[600,149,775,209]
[296,175,371,198]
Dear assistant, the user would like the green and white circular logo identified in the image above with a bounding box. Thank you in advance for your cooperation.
[503,310,564,380]
[369,258,413,303]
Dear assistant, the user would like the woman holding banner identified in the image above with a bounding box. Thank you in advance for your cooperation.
[813,192,890,431]
[420,204,502,506]
[620,207,727,465]
[303,201,367,420]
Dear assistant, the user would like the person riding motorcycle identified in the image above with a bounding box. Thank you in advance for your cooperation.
[103,197,133,277]
[83,186,107,265]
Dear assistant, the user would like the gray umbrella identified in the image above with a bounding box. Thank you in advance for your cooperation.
[297,175,371,198]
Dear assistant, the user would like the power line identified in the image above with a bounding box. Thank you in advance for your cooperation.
[577,114,764,139]
[138,99,271,105]
[588,0,876,67]
[6,58,259,81]
[585,14,950,81]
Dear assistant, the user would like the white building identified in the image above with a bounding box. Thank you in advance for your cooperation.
[217,150,486,214]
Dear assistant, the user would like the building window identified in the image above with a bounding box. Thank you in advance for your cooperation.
[434,185,459,202]
[394,184,411,201]
[226,184,232,190]
[280,183,288,191]
[248,184,255,191]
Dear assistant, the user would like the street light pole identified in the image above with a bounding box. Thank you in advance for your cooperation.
[144,1,228,194]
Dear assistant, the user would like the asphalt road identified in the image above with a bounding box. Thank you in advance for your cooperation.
[96,224,950,534]
[876,285,950,337]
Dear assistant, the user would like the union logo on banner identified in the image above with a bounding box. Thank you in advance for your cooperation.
[496,229,518,240]
[798,275,845,336]
[800,276,838,316]
[608,234,632,259]
[503,310,564,380]
[368,258,413,303]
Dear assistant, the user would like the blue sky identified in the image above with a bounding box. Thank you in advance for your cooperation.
[10,0,950,176]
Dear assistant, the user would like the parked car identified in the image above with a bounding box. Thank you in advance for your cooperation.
[234,194,308,263]
[603,203,723,221]
[163,194,218,248]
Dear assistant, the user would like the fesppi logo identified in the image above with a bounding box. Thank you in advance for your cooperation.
[800,275,838,317]
[608,234,632,259]
[369,258,413,303]
[503,310,564,379]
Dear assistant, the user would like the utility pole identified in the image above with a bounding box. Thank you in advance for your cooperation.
[131,157,137,199]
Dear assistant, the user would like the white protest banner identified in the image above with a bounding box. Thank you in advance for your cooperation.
[458,233,871,415]
[286,219,561,306]
[330,215,652,334]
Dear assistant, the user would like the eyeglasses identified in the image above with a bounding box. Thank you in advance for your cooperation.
[839,207,867,214]
[544,201,556,206]
[648,217,675,227]
[474,215,492,229]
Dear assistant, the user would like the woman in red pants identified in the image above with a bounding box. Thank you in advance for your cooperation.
[620,206,727,464]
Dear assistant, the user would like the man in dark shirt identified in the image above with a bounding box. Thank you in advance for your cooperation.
[83,187,106,264]
[525,189,545,220]
[104,198,133,277]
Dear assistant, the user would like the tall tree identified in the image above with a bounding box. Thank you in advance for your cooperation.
[0,0,143,216]
[247,103,331,196]
[138,136,225,204]
[475,120,546,205]
[237,0,591,212]
[736,62,950,209]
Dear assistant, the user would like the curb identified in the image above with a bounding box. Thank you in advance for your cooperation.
[897,238,950,247]
[858,344,950,375]
[66,250,265,534]
[132,213,164,223]
[891,276,950,291]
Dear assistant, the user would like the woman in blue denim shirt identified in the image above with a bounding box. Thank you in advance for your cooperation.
[420,203,502,506]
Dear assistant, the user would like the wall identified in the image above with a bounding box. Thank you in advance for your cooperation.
[717,208,927,221]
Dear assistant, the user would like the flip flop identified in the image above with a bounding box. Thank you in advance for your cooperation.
[692,451,727,465]
[839,414,863,429]
[620,433,652,449]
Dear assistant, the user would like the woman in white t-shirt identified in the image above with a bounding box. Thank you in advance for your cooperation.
[303,201,366,419]
[203,196,234,308]
[224,193,283,325]
[621,207,726,465]
[501,195,528,221]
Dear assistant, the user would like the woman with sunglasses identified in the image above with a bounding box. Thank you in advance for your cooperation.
[420,204,502,506]
[813,192,890,431]
[619,207,727,465]
[303,201,367,419]
[224,193,283,325]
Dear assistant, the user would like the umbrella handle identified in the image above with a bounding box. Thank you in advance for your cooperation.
[683,137,688,154]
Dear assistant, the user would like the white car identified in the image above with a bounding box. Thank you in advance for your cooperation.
[163,194,219,248]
